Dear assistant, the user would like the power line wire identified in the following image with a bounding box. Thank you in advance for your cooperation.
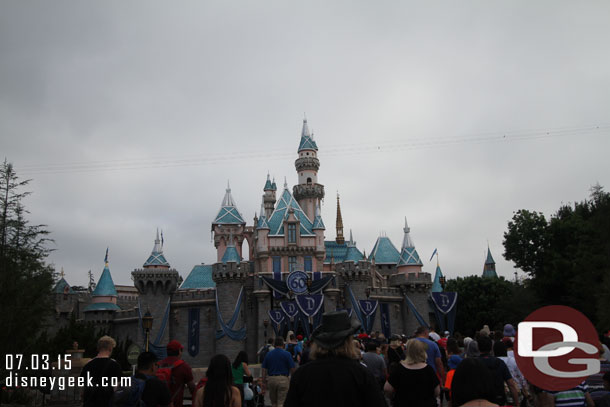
[17,123,610,175]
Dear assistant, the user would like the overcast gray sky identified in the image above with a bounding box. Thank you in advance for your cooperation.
[2,1,609,287]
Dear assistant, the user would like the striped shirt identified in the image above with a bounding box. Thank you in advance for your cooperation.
[545,382,589,407]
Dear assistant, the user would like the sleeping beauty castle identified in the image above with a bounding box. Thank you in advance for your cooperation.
[50,119,472,366]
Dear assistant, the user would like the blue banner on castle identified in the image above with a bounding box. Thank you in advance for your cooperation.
[358,300,378,334]
[430,292,458,335]
[296,294,323,317]
[188,308,200,357]
[430,292,457,314]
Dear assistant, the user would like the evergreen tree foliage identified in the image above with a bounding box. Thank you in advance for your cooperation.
[0,161,55,360]
[503,184,610,330]
[444,276,537,336]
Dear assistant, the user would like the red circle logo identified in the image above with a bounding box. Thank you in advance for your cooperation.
[514,305,600,391]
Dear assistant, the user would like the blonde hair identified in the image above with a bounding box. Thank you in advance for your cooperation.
[310,336,359,360]
[97,335,116,352]
[404,339,427,364]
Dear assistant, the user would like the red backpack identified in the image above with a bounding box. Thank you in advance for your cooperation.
[156,359,185,389]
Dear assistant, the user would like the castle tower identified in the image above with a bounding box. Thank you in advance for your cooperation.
[293,118,325,221]
[431,261,444,292]
[84,251,121,331]
[132,232,180,348]
[335,194,345,245]
[396,218,423,274]
[262,173,276,219]
[482,246,498,278]
[212,182,246,262]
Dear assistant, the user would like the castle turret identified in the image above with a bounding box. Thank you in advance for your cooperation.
[312,202,326,259]
[431,262,444,292]
[212,182,246,262]
[482,246,498,278]
[293,118,325,221]
[263,173,276,219]
[397,218,423,274]
[84,252,120,312]
[132,233,180,348]
[344,230,364,263]
[143,229,170,269]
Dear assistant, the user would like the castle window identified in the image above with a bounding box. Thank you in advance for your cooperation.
[307,177,312,184]
[304,256,312,272]
[288,224,297,243]
[289,256,297,272]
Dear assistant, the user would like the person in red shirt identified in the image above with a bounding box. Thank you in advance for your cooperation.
[158,340,196,407]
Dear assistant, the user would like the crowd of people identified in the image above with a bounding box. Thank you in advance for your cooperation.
[79,315,610,407]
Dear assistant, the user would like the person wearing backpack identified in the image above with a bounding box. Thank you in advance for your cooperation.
[157,340,196,407]
[115,352,171,407]
[476,336,519,406]
[257,338,274,364]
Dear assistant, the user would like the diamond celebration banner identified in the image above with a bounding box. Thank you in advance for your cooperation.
[431,292,458,314]
[295,294,324,317]
[358,300,379,317]
[280,301,299,321]
[268,309,285,326]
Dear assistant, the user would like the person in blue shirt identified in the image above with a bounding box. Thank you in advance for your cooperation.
[414,326,446,383]
[261,337,295,407]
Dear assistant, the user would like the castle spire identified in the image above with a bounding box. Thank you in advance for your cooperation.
[213,182,245,225]
[144,229,170,268]
[336,193,345,245]
[298,117,318,152]
[397,217,423,266]
[482,245,498,278]
[264,172,273,191]
[401,217,415,249]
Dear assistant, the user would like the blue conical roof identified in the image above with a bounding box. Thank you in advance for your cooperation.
[344,245,364,262]
[53,277,74,294]
[180,265,216,290]
[369,236,400,264]
[257,214,270,229]
[298,119,318,152]
[398,247,423,266]
[264,173,273,191]
[213,183,245,225]
[397,218,423,266]
[431,265,443,292]
[143,230,170,267]
[485,247,495,265]
[221,245,241,264]
[91,265,118,297]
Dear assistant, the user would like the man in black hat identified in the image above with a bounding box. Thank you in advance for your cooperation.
[284,310,386,407]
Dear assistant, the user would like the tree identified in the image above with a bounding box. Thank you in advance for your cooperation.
[0,161,55,362]
[444,276,537,336]
[503,185,610,330]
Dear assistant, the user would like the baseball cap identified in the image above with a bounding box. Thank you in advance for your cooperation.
[167,340,184,352]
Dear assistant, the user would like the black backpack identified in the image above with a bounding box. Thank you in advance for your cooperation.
[258,345,271,364]
[113,375,148,407]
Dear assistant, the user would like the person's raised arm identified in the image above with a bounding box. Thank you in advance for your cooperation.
[243,362,252,377]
